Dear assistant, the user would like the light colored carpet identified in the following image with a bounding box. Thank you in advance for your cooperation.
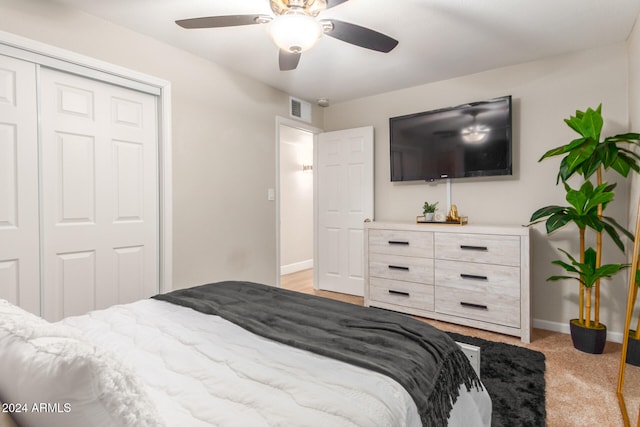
[282,269,640,427]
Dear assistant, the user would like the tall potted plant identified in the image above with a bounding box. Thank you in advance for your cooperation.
[530,105,640,353]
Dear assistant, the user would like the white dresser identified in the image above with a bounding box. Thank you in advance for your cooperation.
[364,222,531,342]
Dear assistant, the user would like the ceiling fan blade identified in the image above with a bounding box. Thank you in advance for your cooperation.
[325,0,351,8]
[279,50,301,71]
[176,15,263,29]
[324,19,398,53]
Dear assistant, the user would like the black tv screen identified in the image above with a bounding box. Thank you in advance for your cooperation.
[389,96,512,182]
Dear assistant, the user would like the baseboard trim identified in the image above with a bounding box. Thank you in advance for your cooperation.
[533,318,624,344]
[281,259,313,276]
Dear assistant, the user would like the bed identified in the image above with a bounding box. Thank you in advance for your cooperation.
[0,281,491,427]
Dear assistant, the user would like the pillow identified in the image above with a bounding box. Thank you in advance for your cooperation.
[0,300,164,427]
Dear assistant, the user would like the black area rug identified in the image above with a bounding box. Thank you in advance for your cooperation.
[446,332,547,427]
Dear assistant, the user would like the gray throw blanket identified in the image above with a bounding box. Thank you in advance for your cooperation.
[153,281,481,426]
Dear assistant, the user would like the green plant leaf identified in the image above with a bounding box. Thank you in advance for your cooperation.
[557,248,579,264]
[557,157,575,183]
[619,146,640,161]
[539,144,575,161]
[595,263,627,278]
[551,259,580,274]
[601,222,625,252]
[601,143,619,168]
[565,186,588,213]
[616,149,640,175]
[584,247,597,267]
[605,132,640,142]
[603,215,634,240]
[579,156,601,180]
[545,213,573,234]
[547,275,580,283]
[601,216,634,252]
[584,105,604,139]
[529,205,564,222]
[563,180,614,215]
[564,117,582,135]
[582,215,604,232]
[610,158,631,176]
[553,107,607,180]
[551,246,627,288]
[586,107,604,140]
[583,187,614,213]
[610,151,637,176]
[566,106,603,140]
[540,137,591,161]
[563,139,598,176]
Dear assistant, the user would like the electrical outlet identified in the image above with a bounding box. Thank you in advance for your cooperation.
[456,341,481,379]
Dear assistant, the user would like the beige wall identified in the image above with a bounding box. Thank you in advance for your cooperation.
[323,44,633,337]
[279,126,314,272]
[0,0,324,289]
[630,17,640,216]
[631,15,640,132]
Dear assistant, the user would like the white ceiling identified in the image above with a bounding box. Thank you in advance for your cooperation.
[55,0,640,104]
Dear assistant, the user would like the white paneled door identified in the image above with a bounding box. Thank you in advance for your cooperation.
[317,126,374,296]
[0,55,40,314]
[40,68,158,321]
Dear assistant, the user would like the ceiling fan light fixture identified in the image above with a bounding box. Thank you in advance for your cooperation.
[461,124,491,144]
[269,13,322,53]
[270,0,327,17]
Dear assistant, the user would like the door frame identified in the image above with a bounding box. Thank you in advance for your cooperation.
[275,116,322,288]
[0,30,173,294]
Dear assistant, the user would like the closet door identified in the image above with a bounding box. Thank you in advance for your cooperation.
[0,55,40,314]
[39,68,159,321]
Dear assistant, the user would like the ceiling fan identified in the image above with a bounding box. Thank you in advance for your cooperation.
[175,0,399,71]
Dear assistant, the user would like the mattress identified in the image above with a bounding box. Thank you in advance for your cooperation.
[60,298,492,426]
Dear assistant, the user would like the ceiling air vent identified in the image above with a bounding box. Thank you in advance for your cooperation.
[289,96,311,123]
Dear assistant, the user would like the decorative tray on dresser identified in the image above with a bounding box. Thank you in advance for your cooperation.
[364,221,531,343]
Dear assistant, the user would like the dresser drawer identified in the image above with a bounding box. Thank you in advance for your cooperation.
[435,233,520,266]
[435,286,520,328]
[369,253,434,284]
[369,277,434,311]
[435,259,520,298]
[368,229,434,257]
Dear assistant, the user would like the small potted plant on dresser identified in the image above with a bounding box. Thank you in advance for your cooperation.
[530,104,639,354]
[423,201,438,221]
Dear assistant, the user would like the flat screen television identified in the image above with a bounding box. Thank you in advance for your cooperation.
[389,95,512,182]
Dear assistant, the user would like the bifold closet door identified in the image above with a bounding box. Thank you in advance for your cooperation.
[39,68,159,321]
[0,55,40,314]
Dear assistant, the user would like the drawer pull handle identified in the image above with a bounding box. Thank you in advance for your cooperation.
[389,290,410,297]
[388,265,410,271]
[460,245,488,251]
[460,273,488,281]
[388,240,410,245]
[460,302,488,310]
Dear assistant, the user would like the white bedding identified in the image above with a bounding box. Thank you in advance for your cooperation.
[60,299,491,427]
